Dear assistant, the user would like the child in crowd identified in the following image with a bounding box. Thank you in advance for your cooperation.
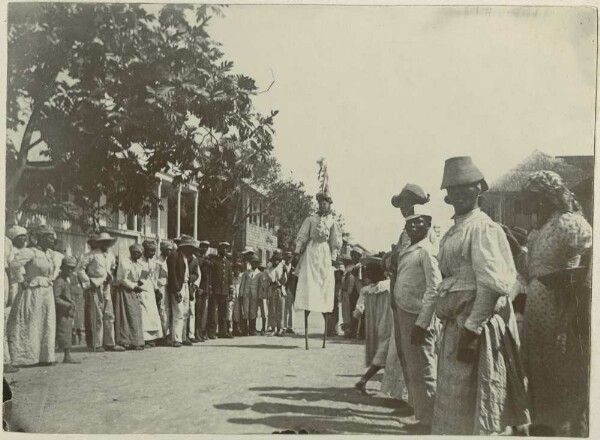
[54,256,81,364]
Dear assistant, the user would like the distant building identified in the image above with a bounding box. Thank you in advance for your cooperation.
[483,150,594,231]
[11,168,200,260]
[198,182,279,266]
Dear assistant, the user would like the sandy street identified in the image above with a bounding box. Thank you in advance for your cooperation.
[5,311,414,435]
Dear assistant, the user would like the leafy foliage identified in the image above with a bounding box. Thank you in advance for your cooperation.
[7,3,276,232]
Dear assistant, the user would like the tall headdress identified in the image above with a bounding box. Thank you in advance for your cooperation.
[316,157,333,203]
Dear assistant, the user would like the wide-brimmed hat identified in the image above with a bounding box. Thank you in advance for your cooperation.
[405,204,433,222]
[178,236,200,250]
[218,241,231,248]
[360,256,381,266]
[198,240,210,247]
[242,246,255,255]
[61,256,78,268]
[391,184,430,208]
[95,232,117,245]
[440,156,488,192]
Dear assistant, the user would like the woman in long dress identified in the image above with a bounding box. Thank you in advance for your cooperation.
[294,190,342,349]
[432,156,530,435]
[521,170,592,436]
[113,244,145,350]
[7,225,57,366]
[139,241,163,346]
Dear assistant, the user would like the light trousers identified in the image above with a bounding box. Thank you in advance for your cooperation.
[170,284,190,343]
[85,284,116,348]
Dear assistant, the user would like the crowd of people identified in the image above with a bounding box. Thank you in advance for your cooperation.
[291,156,592,437]
[3,227,304,366]
[2,155,593,437]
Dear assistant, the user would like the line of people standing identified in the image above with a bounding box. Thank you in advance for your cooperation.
[4,228,300,370]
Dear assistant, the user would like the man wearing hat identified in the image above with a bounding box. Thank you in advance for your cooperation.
[167,235,198,347]
[156,241,174,344]
[266,250,287,336]
[185,240,202,344]
[239,255,261,336]
[391,204,441,431]
[76,232,124,352]
[341,247,363,338]
[241,246,255,271]
[208,242,233,339]
[194,240,211,341]
[54,256,81,364]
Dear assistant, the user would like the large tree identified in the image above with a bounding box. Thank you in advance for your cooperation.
[7,3,276,232]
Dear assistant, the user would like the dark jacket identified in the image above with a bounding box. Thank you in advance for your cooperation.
[210,255,232,296]
[188,255,200,293]
[199,257,211,295]
[167,250,187,296]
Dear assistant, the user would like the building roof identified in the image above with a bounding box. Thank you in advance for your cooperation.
[489,150,593,193]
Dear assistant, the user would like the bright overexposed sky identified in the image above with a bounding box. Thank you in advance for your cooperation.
[207,5,596,251]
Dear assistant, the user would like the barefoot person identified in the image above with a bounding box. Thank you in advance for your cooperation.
[53,256,81,364]
[352,257,391,393]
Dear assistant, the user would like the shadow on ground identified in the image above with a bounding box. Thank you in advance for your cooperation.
[214,385,414,434]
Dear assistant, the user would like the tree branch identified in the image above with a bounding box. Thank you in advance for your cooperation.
[256,69,275,95]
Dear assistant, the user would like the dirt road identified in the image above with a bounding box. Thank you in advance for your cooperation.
[5,312,414,434]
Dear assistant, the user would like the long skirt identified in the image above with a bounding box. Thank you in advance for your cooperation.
[525,279,588,435]
[380,322,408,401]
[364,292,392,367]
[112,287,144,347]
[139,284,163,341]
[157,285,171,339]
[294,240,335,313]
[432,292,530,435]
[7,285,56,366]
[56,310,74,350]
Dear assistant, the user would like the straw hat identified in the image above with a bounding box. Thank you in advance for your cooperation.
[242,246,255,255]
[218,241,231,248]
[95,232,117,245]
[178,236,200,250]
[440,156,488,191]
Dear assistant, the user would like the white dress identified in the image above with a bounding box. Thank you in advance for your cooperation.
[138,258,163,341]
[294,213,342,313]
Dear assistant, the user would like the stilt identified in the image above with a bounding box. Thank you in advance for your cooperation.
[322,313,327,348]
[304,310,310,350]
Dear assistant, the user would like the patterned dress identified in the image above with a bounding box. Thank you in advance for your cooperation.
[7,247,56,366]
[294,213,342,313]
[525,211,592,435]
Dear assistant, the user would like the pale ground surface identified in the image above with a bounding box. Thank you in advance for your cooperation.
[5,311,415,434]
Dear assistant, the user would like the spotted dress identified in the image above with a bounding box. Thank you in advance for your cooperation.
[524,211,592,436]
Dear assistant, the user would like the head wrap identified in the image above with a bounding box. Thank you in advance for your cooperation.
[160,241,174,251]
[523,170,581,213]
[142,240,157,250]
[6,226,27,241]
[129,243,143,253]
[61,256,78,268]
